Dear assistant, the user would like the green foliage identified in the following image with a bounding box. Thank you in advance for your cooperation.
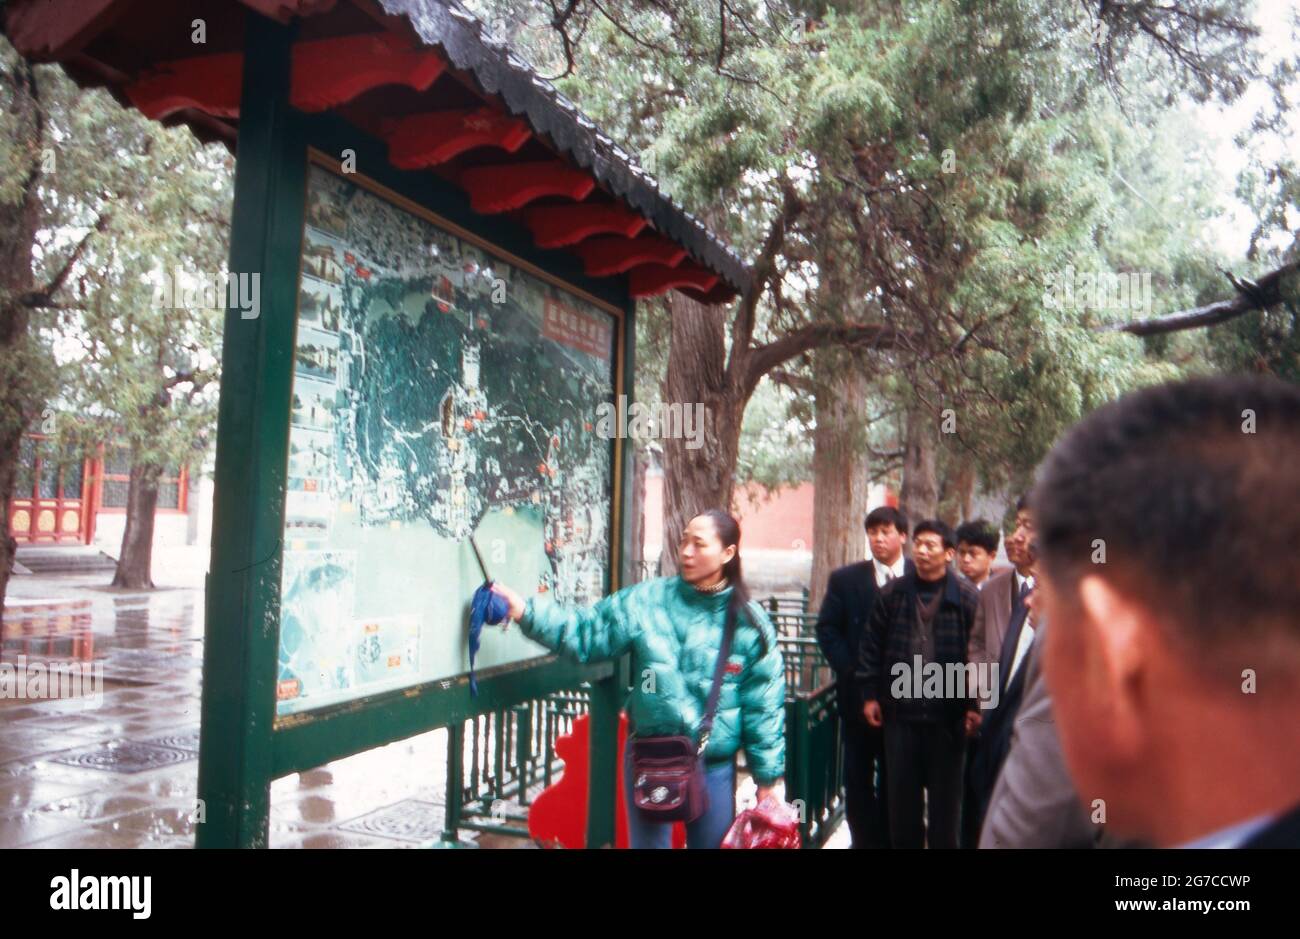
[737,377,813,491]
[0,37,233,479]
[416,2,1285,496]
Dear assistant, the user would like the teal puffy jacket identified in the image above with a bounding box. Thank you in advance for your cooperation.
[519,576,786,785]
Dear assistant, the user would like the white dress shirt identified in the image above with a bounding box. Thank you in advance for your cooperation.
[873,555,906,588]
[1007,621,1035,686]
[1004,571,1037,686]
[1179,813,1274,848]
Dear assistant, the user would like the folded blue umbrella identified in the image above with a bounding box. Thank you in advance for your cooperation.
[468,581,510,697]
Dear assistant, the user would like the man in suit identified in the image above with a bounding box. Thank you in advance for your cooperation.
[960,498,1035,845]
[1034,376,1300,848]
[966,497,1036,692]
[815,505,912,848]
[859,520,980,849]
[966,532,1041,840]
[979,616,1102,848]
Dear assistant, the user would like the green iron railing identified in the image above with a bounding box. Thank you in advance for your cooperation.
[779,635,844,848]
[440,688,591,843]
[764,590,811,615]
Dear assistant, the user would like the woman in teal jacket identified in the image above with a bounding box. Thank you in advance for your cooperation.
[492,509,786,848]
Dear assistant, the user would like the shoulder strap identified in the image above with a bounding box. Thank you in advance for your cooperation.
[696,601,738,755]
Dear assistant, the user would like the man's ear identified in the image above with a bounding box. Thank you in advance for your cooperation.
[1076,574,1149,760]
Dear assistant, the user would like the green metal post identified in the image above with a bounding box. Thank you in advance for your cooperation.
[788,698,812,848]
[543,705,554,788]
[493,710,505,803]
[585,673,622,848]
[514,703,532,804]
[583,292,637,849]
[436,722,474,848]
[196,12,303,849]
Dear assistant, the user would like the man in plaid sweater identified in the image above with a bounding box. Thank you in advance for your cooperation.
[857,519,980,848]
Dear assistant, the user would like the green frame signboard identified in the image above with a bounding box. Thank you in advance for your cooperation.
[196,15,634,848]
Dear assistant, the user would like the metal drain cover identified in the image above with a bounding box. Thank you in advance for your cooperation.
[50,740,197,773]
[141,731,200,753]
[338,799,445,842]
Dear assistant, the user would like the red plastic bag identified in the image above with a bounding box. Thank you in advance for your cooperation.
[720,795,802,849]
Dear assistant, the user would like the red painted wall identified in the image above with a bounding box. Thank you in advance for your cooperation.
[647,474,814,549]
[643,475,895,551]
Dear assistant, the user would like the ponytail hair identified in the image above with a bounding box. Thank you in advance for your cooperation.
[695,509,767,655]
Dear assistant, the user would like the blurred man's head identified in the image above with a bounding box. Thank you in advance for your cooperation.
[956,519,1000,585]
[1034,376,1300,847]
[865,506,908,566]
[911,520,955,582]
[1004,496,1035,573]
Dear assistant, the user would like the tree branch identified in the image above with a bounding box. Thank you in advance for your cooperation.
[745,321,903,398]
[20,211,112,307]
[1098,260,1298,336]
[729,176,803,372]
[768,368,817,395]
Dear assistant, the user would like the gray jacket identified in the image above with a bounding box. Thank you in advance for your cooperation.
[979,619,1101,848]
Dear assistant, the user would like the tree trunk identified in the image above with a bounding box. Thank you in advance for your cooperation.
[808,352,870,610]
[956,462,975,523]
[658,293,745,576]
[0,62,45,628]
[900,400,939,525]
[112,462,162,589]
[627,443,647,583]
[939,459,975,529]
[0,423,21,627]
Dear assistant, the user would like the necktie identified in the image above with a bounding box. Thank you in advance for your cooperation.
[1013,578,1032,620]
[998,605,1030,691]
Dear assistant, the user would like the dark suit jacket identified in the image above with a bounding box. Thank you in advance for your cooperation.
[1243,802,1300,847]
[815,558,915,721]
[857,567,981,721]
[969,607,1035,829]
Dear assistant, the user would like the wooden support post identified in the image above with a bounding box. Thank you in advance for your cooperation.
[196,12,304,849]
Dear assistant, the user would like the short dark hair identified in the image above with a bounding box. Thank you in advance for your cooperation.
[911,519,955,550]
[1034,375,1300,662]
[865,505,908,535]
[1014,492,1032,514]
[955,519,999,554]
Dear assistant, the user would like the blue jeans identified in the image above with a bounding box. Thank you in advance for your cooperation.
[623,745,736,849]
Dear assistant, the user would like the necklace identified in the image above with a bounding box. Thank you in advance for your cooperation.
[692,577,729,594]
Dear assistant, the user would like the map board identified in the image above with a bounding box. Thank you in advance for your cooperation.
[275,157,621,717]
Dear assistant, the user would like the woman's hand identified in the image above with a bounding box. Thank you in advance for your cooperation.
[755,781,783,805]
[490,582,526,623]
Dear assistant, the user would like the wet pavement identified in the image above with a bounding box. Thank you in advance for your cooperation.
[0,580,477,849]
[2,571,846,848]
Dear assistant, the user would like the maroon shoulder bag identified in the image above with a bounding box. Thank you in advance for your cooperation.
[628,604,737,823]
